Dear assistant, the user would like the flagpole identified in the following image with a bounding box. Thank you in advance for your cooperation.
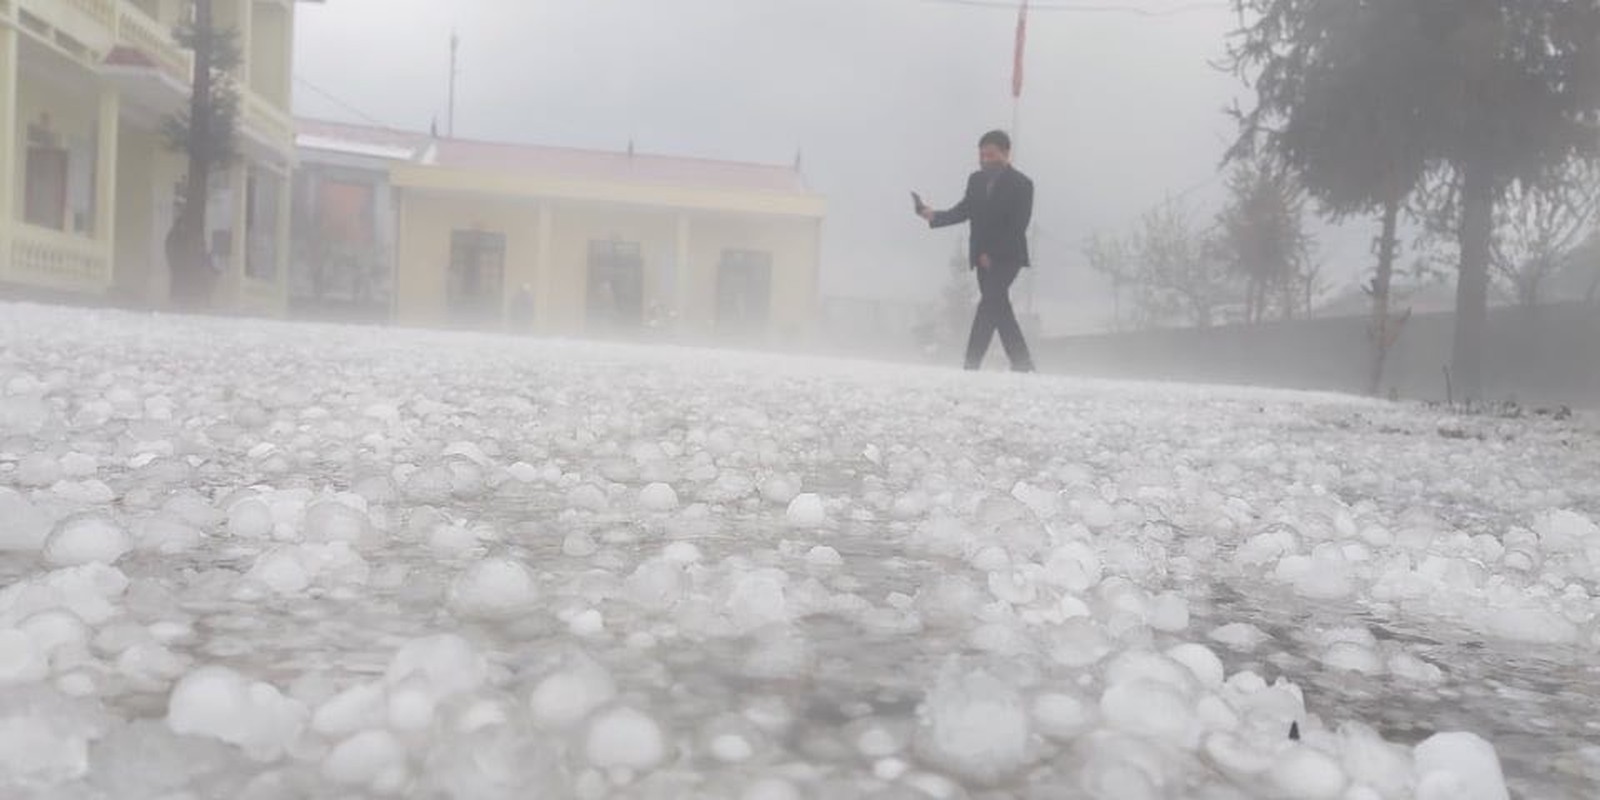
[1013,0,1036,317]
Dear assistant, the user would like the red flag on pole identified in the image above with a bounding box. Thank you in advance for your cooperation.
[1012,0,1028,99]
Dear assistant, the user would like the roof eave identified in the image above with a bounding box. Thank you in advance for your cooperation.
[390,164,826,219]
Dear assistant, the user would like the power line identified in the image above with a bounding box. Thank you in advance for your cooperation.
[293,75,400,131]
[923,0,1231,17]
[1033,170,1226,255]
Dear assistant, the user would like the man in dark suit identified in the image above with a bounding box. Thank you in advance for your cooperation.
[917,130,1036,372]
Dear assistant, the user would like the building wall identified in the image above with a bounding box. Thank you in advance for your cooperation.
[13,67,101,237]
[110,123,181,305]
[289,159,398,321]
[395,191,544,328]
[684,212,820,342]
[545,202,677,334]
[3,0,296,313]
[1034,302,1600,409]
[394,190,823,339]
[0,23,17,274]
[248,1,289,108]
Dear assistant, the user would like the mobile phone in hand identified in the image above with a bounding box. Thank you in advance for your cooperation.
[911,191,926,214]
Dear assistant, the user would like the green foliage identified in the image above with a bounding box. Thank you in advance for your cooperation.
[1216,155,1314,322]
[163,10,241,168]
[1226,0,1600,398]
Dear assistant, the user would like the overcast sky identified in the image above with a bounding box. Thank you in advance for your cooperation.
[292,0,1374,332]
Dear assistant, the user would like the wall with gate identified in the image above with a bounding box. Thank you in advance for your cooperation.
[1035,302,1600,409]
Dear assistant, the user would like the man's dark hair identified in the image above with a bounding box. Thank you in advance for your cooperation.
[979,130,1012,152]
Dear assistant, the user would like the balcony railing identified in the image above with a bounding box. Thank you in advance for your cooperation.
[15,0,292,153]
[64,0,115,28]
[116,2,192,85]
[242,88,294,148]
[16,0,117,51]
[10,225,112,291]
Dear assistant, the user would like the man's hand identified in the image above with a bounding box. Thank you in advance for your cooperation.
[978,253,992,271]
[917,205,935,222]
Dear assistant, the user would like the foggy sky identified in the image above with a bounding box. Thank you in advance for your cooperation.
[293,0,1374,333]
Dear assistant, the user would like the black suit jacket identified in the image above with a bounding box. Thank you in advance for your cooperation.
[929,166,1034,269]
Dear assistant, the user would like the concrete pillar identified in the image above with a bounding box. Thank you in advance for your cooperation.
[94,83,119,287]
[535,200,553,331]
[391,189,406,323]
[234,0,252,88]
[675,211,691,336]
[280,0,295,110]
[274,165,290,315]
[0,23,18,282]
[214,163,247,308]
[806,217,823,343]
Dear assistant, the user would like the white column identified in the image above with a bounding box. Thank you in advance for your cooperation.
[390,188,405,323]
[279,1,294,109]
[94,85,120,286]
[535,201,553,330]
[808,216,823,342]
[0,24,18,282]
[675,212,691,335]
[215,163,247,308]
[234,0,252,89]
[274,165,290,315]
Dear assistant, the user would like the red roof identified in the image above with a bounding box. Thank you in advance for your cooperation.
[295,118,808,195]
[297,118,433,154]
[102,46,161,69]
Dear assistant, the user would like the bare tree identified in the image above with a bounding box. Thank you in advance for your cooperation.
[1587,242,1600,305]
[1083,231,1135,332]
[1301,255,1328,317]
[1491,166,1600,308]
[1419,161,1600,310]
[1132,200,1236,329]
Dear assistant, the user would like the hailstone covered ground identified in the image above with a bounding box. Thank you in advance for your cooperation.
[0,302,1596,799]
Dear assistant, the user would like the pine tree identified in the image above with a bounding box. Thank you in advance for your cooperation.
[1227,0,1600,400]
[1226,0,1432,394]
[164,0,241,309]
[1215,155,1313,324]
[1083,231,1134,332]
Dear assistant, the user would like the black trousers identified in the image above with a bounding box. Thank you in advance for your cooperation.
[965,262,1034,371]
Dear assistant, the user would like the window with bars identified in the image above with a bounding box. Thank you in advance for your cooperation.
[246,168,283,280]
[587,238,645,332]
[716,249,774,335]
[449,230,506,325]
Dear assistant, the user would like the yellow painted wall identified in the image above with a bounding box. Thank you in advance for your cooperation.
[127,0,162,20]
[395,189,823,339]
[248,2,289,108]
[395,191,545,328]
[112,124,165,303]
[683,212,821,342]
[392,164,826,220]
[13,70,99,235]
[3,1,293,312]
[544,203,678,333]
[1,24,17,235]
[126,0,185,24]
[213,0,244,44]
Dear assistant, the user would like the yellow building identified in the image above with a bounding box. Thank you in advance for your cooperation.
[296,120,827,344]
[0,0,300,314]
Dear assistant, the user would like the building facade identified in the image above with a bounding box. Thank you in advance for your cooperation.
[293,120,826,345]
[1,0,299,313]
[290,120,420,322]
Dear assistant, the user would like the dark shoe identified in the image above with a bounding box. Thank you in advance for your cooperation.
[1011,363,1036,373]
